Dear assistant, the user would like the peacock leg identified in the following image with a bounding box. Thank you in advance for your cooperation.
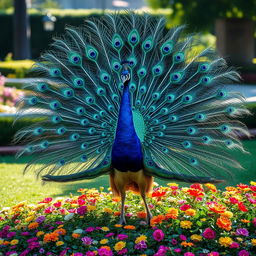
[119,191,127,225]
[141,193,153,225]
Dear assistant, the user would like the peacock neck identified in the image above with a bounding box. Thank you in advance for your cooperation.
[111,84,143,172]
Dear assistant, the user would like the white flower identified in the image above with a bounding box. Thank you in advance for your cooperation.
[73,228,84,234]
[64,213,74,221]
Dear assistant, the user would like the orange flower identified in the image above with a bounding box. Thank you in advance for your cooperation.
[151,190,166,197]
[54,228,66,236]
[225,186,238,192]
[72,233,81,239]
[137,211,147,219]
[241,219,250,223]
[123,225,136,230]
[181,241,194,247]
[28,222,39,229]
[43,232,59,243]
[166,208,179,219]
[115,224,123,228]
[185,209,196,217]
[208,202,226,214]
[216,216,232,231]
[187,188,204,198]
[150,214,165,225]
[114,211,121,216]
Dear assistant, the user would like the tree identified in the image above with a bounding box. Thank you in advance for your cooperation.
[146,0,256,32]
[0,0,13,10]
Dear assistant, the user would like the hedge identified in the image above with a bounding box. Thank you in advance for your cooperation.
[0,9,172,61]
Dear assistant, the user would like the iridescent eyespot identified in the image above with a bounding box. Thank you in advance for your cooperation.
[190,158,198,165]
[161,41,173,55]
[200,76,211,85]
[37,83,48,92]
[198,63,210,72]
[50,68,61,77]
[73,78,84,88]
[28,97,38,105]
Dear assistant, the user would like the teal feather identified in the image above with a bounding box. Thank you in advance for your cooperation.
[15,12,250,183]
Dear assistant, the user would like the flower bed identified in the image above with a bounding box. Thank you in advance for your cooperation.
[0,182,256,256]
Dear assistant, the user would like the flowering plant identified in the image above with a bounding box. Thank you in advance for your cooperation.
[0,75,24,113]
[0,182,256,256]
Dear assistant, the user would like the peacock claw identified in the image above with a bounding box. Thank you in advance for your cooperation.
[119,217,126,225]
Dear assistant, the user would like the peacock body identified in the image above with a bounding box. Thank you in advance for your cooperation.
[16,12,249,224]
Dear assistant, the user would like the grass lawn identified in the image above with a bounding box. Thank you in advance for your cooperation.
[0,139,256,209]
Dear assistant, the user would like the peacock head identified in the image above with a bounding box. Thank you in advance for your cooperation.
[121,60,131,86]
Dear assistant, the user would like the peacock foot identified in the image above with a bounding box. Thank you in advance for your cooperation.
[119,216,127,225]
[146,212,153,225]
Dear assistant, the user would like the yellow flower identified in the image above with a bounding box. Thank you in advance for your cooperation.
[221,211,233,218]
[237,237,243,242]
[102,227,110,231]
[250,181,256,185]
[58,225,64,228]
[25,216,35,223]
[135,235,147,244]
[251,239,256,246]
[103,208,113,214]
[10,239,19,245]
[200,218,206,222]
[204,183,217,192]
[180,220,193,229]
[115,224,123,228]
[185,209,196,217]
[167,183,179,187]
[114,241,126,251]
[56,241,64,246]
[100,239,109,244]
[191,234,202,242]
[37,231,45,237]
[219,237,233,247]
[0,239,4,245]
[88,205,96,211]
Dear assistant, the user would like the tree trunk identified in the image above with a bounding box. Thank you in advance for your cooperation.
[215,18,254,66]
[13,0,31,60]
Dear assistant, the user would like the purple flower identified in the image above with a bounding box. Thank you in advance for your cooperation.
[179,234,187,241]
[21,232,30,236]
[7,232,16,238]
[174,248,182,253]
[118,248,128,255]
[6,252,17,256]
[39,248,45,254]
[74,253,84,256]
[36,215,46,223]
[238,250,250,256]
[20,249,30,256]
[28,241,40,250]
[236,228,249,237]
[81,236,93,245]
[117,234,128,240]
[154,245,169,256]
[202,228,216,239]
[135,241,147,250]
[85,227,95,232]
[77,206,87,215]
[27,237,38,243]
[86,252,96,256]
[171,238,178,245]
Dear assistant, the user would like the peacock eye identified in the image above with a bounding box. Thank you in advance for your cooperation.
[115,41,120,47]
[131,36,137,42]
[54,69,59,75]
[155,68,160,73]
[145,43,150,48]
[114,64,119,69]
[164,46,170,52]
[129,61,134,66]
[73,56,80,62]
[140,71,144,75]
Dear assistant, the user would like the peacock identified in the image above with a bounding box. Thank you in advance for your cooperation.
[15,12,249,225]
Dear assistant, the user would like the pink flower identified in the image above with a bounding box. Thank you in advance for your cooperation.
[179,235,187,241]
[44,206,55,214]
[77,206,87,215]
[180,204,191,211]
[184,253,195,256]
[153,229,164,242]
[174,248,182,253]
[98,248,113,256]
[171,238,178,245]
[105,232,115,237]
[86,252,96,256]
[238,250,250,256]
[39,197,53,203]
[207,253,219,256]
[117,234,128,240]
[236,228,249,237]
[118,248,128,255]
[202,228,216,239]
[78,199,86,205]
[230,242,240,248]
[253,218,256,227]
[85,227,95,232]
[53,201,62,208]
[74,253,83,256]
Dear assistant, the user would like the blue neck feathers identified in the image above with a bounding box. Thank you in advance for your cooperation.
[111,84,143,171]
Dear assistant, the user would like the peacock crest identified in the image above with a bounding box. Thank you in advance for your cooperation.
[15,12,249,183]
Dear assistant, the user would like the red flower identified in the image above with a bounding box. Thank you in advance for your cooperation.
[39,197,53,204]
[180,204,191,211]
[250,185,256,192]
[187,188,204,198]
[229,197,239,204]
[152,190,166,197]
[53,202,62,208]
[237,184,249,189]
[190,183,204,191]
[238,202,248,212]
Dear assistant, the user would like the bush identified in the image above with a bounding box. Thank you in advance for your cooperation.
[0,182,256,255]
[0,60,34,78]
[0,116,41,146]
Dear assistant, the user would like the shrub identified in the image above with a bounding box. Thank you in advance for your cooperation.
[0,182,256,255]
